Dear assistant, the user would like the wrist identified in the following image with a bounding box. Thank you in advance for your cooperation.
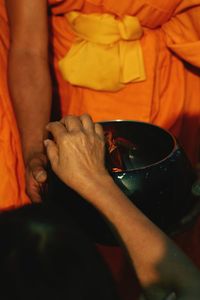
[22,136,47,164]
[24,149,47,166]
[77,172,130,214]
[76,172,114,199]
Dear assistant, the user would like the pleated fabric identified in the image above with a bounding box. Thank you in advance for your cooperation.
[0,1,29,209]
[48,0,200,165]
[0,1,200,299]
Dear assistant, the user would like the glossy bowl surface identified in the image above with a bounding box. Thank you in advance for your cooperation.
[47,121,195,245]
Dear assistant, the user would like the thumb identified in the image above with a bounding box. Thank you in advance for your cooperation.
[44,139,59,169]
[32,165,47,183]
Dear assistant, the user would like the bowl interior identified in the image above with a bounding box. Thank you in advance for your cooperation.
[100,121,176,171]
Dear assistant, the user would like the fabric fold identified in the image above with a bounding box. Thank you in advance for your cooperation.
[59,12,146,91]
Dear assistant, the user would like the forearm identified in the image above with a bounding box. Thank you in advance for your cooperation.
[79,175,169,285]
[8,49,52,162]
[45,114,200,298]
[78,174,200,297]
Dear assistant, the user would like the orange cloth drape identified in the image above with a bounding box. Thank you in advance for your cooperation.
[49,0,200,166]
[46,1,200,298]
[0,1,29,209]
[0,0,200,299]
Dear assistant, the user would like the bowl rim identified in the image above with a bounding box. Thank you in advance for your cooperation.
[98,119,178,172]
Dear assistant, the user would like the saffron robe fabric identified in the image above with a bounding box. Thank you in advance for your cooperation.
[48,0,200,166]
[1,0,199,206]
[0,0,200,299]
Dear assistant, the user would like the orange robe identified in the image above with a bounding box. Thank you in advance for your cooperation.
[0,0,199,206]
[49,0,200,166]
[0,1,29,209]
[0,0,200,299]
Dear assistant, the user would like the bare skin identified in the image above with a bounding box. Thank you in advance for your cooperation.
[5,0,200,208]
[45,114,200,300]
[6,0,51,202]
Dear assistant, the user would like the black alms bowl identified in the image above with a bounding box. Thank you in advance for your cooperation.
[47,121,195,245]
[101,121,195,232]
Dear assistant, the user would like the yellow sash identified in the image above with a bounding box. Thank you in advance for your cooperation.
[59,12,146,91]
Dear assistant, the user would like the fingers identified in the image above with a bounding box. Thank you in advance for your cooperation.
[31,164,47,183]
[27,184,43,204]
[44,139,59,169]
[80,114,95,133]
[27,154,47,184]
[25,152,48,203]
[60,114,104,138]
[48,114,105,142]
[95,123,104,140]
[27,162,47,202]
[60,115,82,132]
[46,121,67,144]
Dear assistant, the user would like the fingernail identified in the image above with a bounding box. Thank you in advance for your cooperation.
[35,170,47,182]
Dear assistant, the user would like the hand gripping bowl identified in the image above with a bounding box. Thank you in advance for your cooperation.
[47,121,196,245]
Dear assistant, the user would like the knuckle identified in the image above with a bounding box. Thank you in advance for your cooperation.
[82,113,91,121]
[59,132,68,143]
[78,130,86,139]
[66,115,77,123]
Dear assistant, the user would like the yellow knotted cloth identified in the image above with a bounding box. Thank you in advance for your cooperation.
[59,12,146,91]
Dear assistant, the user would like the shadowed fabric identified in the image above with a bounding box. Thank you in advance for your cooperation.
[0,1,200,299]
[0,204,120,300]
[0,0,199,207]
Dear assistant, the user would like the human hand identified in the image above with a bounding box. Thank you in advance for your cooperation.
[25,152,48,203]
[44,114,108,194]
